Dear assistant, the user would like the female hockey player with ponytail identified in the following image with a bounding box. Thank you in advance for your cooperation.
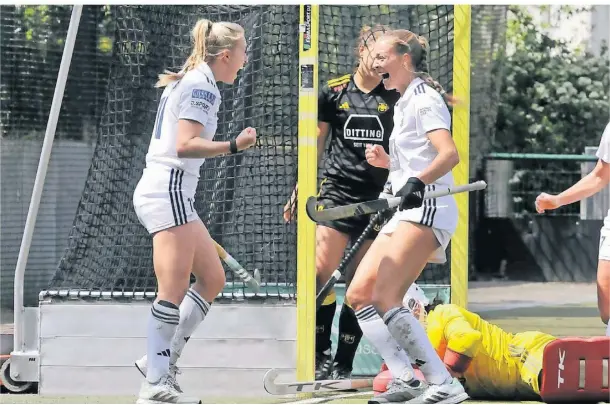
[344,29,469,404]
[283,25,400,381]
[132,19,256,403]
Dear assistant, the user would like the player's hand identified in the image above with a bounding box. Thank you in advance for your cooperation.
[236,127,257,150]
[365,144,390,169]
[535,192,561,213]
[396,177,426,211]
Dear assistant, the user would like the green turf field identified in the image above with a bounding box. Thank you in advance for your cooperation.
[2,302,606,404]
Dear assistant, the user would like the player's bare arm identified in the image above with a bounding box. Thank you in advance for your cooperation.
[536,158,610,213]
[417,129,459,185]
[176,121,256,158]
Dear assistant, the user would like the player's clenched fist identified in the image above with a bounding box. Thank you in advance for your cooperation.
[365,144,390,169]
[535,192,561,213]
[236,127,257,150]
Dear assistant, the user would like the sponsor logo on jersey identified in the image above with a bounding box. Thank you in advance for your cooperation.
[419,106,432,116]
[343,114,384,141]
[192,89,216,104]
[339,101,349,110]
[377,102,389,112]
[191,100,210,111]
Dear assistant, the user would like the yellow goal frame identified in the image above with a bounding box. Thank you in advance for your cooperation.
[450,5,471,308]
[296,4,319,383]
[296,4,471,380]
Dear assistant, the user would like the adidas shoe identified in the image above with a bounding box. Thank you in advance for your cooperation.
[368,370,427,404]
[405,377,469,404]
[136,375,200,404]
[135,355,183,393]
[315,350,333,380]
[330,363,352,380]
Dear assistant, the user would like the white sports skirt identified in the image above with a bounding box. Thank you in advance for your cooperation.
[599,224,610,261]
[133,166,200,234]
[379,186,457,264]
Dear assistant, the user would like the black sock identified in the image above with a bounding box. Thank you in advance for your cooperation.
[316,299,336,354]
[333,303,363,369]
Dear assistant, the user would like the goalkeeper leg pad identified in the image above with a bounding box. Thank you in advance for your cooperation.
[540,336,609,403]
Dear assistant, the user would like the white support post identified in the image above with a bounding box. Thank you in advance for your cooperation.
[11,5,83,382]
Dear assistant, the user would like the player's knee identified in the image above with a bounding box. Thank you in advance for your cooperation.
[345,285,370,312]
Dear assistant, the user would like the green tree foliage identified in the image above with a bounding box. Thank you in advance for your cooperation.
[494,6,609,154]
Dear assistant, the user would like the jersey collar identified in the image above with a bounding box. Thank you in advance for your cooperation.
[196,62,217,84]
[347,73,385,94]
[398,77,425,103]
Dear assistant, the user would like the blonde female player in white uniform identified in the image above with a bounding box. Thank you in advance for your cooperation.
[345,29,468,404]
[535,121,610,337]
[131,19,256,404]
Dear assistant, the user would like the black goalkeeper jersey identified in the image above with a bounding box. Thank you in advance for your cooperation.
[318,73,400,200]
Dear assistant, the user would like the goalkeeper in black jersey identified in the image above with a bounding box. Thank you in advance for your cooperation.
[284,25,400,380]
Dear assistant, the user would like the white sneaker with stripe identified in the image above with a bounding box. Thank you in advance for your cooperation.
[135,355,183,393]
[136,375,201,404]
[405,377,469,404]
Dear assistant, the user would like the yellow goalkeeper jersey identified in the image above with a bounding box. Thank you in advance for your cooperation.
[426,304,555,400]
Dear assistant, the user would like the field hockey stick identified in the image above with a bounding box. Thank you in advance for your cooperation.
[316,210,387,311]
[306,180,487,223]
[263,369,373,395]
[212,239,261,292]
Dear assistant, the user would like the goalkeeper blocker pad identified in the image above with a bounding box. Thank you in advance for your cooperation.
[540,336,609,403]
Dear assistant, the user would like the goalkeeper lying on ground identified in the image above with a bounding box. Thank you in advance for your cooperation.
[374,284,609,402]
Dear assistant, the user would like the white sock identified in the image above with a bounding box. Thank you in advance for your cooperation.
[147,300,180,383]
[383,306,451,385]
[170,288,211,366]
[355,305,417,381]
[606,322,609,337]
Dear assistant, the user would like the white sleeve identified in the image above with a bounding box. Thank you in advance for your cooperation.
[415,95,451,135]
[178,84,219,125]
[596,122,610,163]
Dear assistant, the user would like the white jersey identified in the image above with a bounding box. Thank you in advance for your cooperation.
[388,77,453,193]
[145,62,222,180]
[132,63,221,234]
[379,78,457,262]
[596,122,610,230]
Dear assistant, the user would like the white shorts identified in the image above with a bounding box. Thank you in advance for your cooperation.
[133,166,200,234]
[599,225,610,261]
[379,194,457,264]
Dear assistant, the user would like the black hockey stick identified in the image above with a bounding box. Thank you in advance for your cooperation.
[306,180,487,223]
[316,210,387,311]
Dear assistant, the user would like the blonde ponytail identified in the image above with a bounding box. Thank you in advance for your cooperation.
[155,19,244,88]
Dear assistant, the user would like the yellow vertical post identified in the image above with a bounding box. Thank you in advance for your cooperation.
[296,4,319,384]
[450,5,471,308]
